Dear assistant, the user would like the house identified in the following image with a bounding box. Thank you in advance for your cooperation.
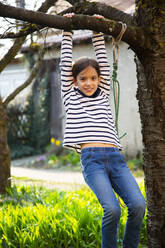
[0,0,142,157]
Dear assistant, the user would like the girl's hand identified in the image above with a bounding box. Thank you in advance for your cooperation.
[63,13,74,33]
[63,13,75,18]
[93,14,104,20]
[92,15,104,35]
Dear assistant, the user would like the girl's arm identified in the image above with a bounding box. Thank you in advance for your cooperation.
[92,32,111,96]
[60,31,74,99]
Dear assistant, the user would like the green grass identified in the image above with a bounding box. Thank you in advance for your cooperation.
[0,184,147,248]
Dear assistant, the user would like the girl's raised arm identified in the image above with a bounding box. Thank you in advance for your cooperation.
[92,16,111,95]
[60,30,74,100]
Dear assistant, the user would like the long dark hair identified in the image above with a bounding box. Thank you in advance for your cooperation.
[72,57,100,79]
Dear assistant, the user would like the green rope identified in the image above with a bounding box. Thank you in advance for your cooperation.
[112,62,127,140]
[112,62,127,244]
[111,22,127,244]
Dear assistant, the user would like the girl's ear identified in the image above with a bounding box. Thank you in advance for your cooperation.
[73,77,78,86]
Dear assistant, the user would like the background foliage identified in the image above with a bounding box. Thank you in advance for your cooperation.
[7,70,50,159]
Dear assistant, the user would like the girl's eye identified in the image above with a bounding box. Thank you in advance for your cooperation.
[92,76,97,80]
[80,77,85,81]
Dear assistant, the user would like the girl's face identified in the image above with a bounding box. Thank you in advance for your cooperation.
[73,66,101,96]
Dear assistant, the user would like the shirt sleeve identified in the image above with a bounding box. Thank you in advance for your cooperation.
[92,32,111,96]
[60,31,74,101]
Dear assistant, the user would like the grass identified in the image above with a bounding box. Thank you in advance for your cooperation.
[0,183,147,248]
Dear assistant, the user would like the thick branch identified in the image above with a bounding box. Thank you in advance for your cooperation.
[0,3,150,52]
[0,0,58,39]
[1,1,134,39]
[66,1,134,25]
[3,49,45,107]
[0,0,56,73]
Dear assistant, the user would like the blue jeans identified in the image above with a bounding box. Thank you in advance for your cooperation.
[81,147,145,248]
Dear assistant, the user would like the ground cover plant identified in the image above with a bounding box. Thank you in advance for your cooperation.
[0,184,147,248]
[26,149,144,174]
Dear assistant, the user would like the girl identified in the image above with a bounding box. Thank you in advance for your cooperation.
[60,13,145,248]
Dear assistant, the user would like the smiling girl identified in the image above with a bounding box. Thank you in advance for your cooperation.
[60,13,145,248]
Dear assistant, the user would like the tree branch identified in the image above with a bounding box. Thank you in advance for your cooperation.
[0,2,151,52]
[0,37,26,73]
[66,0,134,25]
[1,1,134,39]
[0,0,59,39]
[0,0,57,73]
[3,49,45,107]
[0,24,42,39]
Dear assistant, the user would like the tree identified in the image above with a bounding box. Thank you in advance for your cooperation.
[0,0,165,247]
[0,0,58,194]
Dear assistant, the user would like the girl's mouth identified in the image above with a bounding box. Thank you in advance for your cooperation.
[85,88,93,92]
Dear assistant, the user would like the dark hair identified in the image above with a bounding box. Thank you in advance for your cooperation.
[72,57,100,79]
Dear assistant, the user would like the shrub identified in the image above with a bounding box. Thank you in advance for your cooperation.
[127,153,144,171]
[46,149,81,169]
[7,71,50,159]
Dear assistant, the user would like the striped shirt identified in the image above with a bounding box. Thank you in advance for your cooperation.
[60,31,121,154]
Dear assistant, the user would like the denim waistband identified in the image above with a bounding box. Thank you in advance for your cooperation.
[81,147,119,154]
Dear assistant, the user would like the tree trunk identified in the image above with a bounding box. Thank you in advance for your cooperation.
[0,98,11,194]
[135,1,165,247]
[136,58,165,248]
[136,56,165,248]
[0,0,59,194]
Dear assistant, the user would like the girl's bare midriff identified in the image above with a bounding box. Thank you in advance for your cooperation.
[81,143,117,149]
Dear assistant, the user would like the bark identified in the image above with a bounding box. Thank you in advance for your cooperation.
[136,57,165,248]
[66,0,134,25]
[0,2,150,52]
[0,97,11,194]
[1,1,133,39]
[135,0,165,247]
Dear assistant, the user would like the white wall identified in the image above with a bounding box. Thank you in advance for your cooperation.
[107,42,143,157]
[0,62,31,104]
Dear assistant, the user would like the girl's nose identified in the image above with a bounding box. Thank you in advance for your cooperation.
[86,79,90,85]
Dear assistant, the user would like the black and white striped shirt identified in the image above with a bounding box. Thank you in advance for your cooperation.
[60,31,121,153]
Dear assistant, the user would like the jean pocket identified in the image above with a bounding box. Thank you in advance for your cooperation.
[80,151,93,171]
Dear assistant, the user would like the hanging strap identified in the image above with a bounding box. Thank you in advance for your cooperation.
[110,23,128,214]
[111,22,127,139]
[112,22,127,64]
